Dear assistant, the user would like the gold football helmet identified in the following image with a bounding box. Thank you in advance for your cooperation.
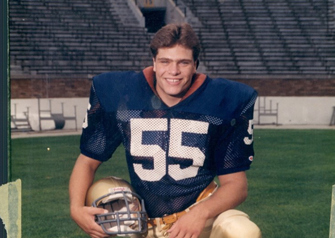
[86,176,147,236]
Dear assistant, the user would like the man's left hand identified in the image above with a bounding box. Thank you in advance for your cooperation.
[167,208,207,238]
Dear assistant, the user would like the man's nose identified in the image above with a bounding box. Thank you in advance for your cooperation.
[168,62,180,75]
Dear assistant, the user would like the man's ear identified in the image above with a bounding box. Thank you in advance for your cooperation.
[152,58,156,72]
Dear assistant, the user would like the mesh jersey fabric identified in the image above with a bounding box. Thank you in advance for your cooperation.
[80,67,257,218]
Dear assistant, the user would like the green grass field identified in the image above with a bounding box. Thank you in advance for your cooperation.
[10,129,335,237]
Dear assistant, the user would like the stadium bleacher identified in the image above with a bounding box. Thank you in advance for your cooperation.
[9,0,152,77]
[182,0,335,76]
[9,0,335,78]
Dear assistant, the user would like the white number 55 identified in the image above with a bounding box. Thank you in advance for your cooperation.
[130,118,209,182]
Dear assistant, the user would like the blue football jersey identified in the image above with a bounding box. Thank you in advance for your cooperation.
[80,67,257,217]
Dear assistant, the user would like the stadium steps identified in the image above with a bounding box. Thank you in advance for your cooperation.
[11,115,33,132]
[11,104,33,132]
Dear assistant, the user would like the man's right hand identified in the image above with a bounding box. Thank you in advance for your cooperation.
[71,205,110,238]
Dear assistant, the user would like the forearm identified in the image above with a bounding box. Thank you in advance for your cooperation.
[68,154,109,237]
[69,154,101,211]
[191,171,248,220]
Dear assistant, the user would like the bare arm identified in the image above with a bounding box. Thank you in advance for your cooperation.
[69,154,109,238]
[192,171,248,218]
[168,171,248,238]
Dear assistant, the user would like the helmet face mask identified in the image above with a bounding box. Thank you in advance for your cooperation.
[86,177,148,236]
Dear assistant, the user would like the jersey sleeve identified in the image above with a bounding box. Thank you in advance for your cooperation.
[80,81,122,162]
[214,90,257,175]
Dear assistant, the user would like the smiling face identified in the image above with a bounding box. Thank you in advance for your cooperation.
[153,44,197,107]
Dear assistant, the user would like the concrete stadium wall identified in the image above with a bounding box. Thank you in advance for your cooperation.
[165,0,185,24]
[10,96,335,131]
[255,97,335,126]
[11,98,88,131]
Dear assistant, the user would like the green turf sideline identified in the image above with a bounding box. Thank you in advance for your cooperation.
[10,129,335,237]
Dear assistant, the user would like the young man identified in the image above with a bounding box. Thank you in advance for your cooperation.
[69,23,261,238]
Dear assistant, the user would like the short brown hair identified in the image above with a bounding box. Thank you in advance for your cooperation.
[150,23,201,62]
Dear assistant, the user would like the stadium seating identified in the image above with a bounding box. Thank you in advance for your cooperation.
[9,0,152,77]
[9,0,335,77]
[182,0,335,76]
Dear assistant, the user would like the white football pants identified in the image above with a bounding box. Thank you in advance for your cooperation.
[135,209,261,238]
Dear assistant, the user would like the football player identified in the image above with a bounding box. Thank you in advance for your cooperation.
[69,23,261,238]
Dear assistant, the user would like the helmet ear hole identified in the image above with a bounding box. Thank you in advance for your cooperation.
[86,176,148,236]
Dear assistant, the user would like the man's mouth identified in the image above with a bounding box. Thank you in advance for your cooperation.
[166,78,181,83]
